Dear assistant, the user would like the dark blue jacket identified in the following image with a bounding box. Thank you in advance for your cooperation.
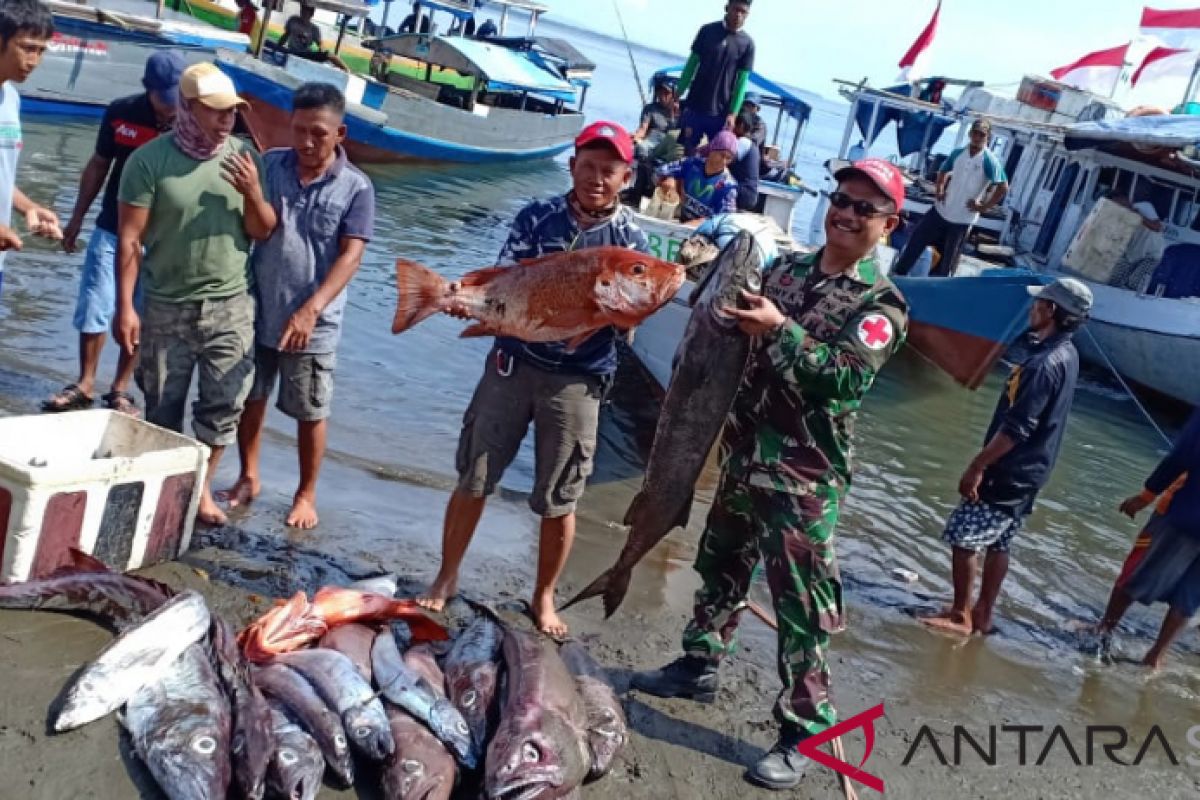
[979,331,1079,516]
[1146,409,1200,534]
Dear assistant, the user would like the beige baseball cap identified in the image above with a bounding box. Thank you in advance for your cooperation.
[180,62,247,110]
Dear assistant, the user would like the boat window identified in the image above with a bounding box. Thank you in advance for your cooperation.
[1072,169,1089,205]
[1173,190,1194,227]
[1044,157,1064,190]
[1131,178,1174,223]
[1093,167,1119,201]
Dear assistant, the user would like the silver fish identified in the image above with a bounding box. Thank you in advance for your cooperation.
[319,622,377,683]
[273,648,394,761]
[252,663,354,787]
[55,590,211,731]
[382,705,457,800]
[558,641,628,779]
[564,232,764,616]
[443,612,503,756]
[485,629,591,800]
[210,617,275,800]
[266,705,325,800]
[122,646,232,800]
[371,627,477,768]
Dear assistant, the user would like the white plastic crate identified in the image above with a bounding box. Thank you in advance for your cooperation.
[0,409,210,582]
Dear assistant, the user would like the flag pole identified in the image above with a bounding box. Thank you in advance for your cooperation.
[1184,54,1200,108]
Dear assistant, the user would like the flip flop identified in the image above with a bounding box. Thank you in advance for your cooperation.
[102,390,141,419]
[42,383,94,413]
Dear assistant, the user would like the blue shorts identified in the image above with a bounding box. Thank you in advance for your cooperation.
[1125,515,1200,617]
[679,108,726,154]
[942,500,1025,554]
[73,228,142,334]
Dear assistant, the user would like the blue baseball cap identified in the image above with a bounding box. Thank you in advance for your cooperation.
[745,92,763,108]
[142,51,187,105]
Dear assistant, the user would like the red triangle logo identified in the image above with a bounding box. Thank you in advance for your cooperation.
[796,703,886,793]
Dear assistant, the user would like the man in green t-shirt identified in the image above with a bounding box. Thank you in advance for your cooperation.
[115,62,276,526]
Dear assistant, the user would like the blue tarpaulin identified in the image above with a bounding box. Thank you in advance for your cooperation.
[855,83,956,156]
[1064,115,1200,151]
[419,0,480,20]
[441,36,575,100]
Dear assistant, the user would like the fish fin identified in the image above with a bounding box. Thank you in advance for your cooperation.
[458,266,507,287]
[560,567,617,612]
[460,323,500,339]
[393,258,449,334]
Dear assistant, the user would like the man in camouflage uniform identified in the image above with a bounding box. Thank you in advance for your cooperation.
[633,158,910,790]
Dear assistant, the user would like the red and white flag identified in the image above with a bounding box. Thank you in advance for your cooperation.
[1050,43,1129,95]
[897,0,941,83]
[1140,6,1200,49]
[1131,45,1195,87]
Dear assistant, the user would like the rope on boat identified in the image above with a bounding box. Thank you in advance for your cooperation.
[1082,327,1174,449]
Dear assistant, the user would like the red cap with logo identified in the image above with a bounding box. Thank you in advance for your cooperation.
[575,121,635,163]
[834,158,906,211]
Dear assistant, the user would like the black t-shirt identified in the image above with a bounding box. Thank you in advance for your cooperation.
[95,93,167,233]
[685,21,755,118]
[639,101,676,137]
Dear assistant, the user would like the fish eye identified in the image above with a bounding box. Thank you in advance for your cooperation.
[632,263,647,276]
[279,748,298,766]
[355,726,372,739]
[462,690,477,707]
[522,742,540,763]
[403,759,423,774]
[191,736,217,755]
[335,734,347,749]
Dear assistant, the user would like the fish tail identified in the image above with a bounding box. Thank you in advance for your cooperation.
[560,565,630,618]
[392,258,448,334]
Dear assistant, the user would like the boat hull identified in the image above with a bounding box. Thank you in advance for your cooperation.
[218,54,581,164]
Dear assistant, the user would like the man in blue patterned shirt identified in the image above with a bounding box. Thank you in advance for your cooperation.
[419,122,649,637]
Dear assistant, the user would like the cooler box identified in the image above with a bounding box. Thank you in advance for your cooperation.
[1061,198,1142,282]
[0,410,209,582]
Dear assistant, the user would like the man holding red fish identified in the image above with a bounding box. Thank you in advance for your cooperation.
[414,122,654,637]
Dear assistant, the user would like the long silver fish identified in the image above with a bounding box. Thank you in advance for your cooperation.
[55,590,211,731]
[266,705,325,800]
[122,646,233,800]
[383,705,457,800]
[485,629,591,800]
[209,618,275,800]
[0,550,172,627]
[443,611,503,757]
[273,648,394,761]
[319,622,377,683]
[371,627,477,768]
[558,641,628,779]
[252,663,354,787]
[564,232,764,616]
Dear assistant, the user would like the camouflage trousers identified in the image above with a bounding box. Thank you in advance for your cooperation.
[682,475,845,739]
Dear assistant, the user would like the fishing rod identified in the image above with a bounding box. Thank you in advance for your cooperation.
[610,0,647,108]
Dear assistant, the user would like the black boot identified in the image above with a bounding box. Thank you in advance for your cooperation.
[630,655,719,702]
[747,731,810,790]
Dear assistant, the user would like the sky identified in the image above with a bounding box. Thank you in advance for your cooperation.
[532,0,1199,109]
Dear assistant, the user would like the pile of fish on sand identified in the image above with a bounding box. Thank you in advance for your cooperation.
[0,551,628,800]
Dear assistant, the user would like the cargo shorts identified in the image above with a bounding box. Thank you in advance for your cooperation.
[249,345,336,422]
[456,350,603,518]
[137,292,256,447]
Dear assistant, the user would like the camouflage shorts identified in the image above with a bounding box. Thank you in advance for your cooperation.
[137,293,255,447]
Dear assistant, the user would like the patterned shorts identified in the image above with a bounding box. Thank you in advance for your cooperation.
[942,500,1025,553]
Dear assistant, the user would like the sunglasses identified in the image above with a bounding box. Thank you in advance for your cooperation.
[826,190,894,218]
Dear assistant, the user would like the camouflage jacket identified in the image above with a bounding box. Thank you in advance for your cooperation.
[720,248,909,495]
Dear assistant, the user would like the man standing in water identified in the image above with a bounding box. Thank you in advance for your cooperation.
[921,278,1091,636]
[44,51,185,417]
[893,118,1007,277]
[115,63,276,525]
[0,0,61,286]
[418,122,648,637]
[633,159,909,790]
[1090,408,1200,669]
[676,1,755,155]
[223,83,375,530]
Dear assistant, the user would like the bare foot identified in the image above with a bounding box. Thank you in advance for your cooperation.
[286,493,319,530]
[919,610,973,636]
[532,592,568,639]
[196,491,228,527]
[416,574,457,612]
[970,607,996,636]
[218,474,260,509]
[1141,650,1165,670]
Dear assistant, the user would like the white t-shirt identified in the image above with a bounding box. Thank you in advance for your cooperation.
[936,145,1005,226]
[0,82,21,278]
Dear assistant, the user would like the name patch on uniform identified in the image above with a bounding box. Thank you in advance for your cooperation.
[857,314,893,350]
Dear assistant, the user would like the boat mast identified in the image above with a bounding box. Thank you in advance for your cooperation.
[1183,55,1200,108]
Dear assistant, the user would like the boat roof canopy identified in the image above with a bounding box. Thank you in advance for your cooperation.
[652,66,811,123]
[305,0,371,18]
[1064,115,1200,152]
[419,0,549,16]
[372,34,576,101]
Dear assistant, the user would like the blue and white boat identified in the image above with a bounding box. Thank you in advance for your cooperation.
[23,0,249,117]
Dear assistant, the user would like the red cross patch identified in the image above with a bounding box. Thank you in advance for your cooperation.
[857,314,893,350]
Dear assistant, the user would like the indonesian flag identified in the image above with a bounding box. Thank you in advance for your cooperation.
[897,0,941,83]
[1131,45,1196,87]
[1140,6,1200,49]
[1050,43,1129,95]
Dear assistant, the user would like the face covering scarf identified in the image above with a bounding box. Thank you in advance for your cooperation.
[173,97,225,161]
